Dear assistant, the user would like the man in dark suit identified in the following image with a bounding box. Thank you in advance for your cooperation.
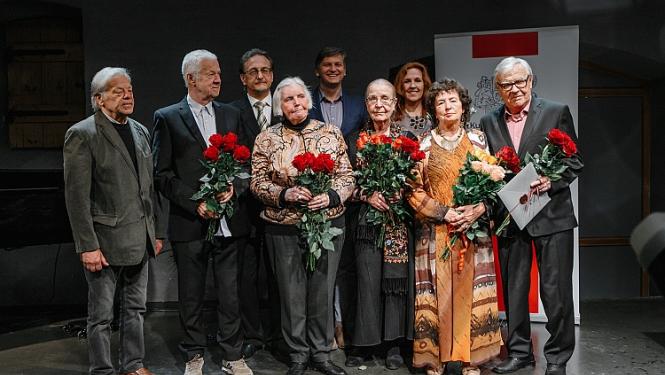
[64,67,160,375]
[229,48,282,359]
[309,46,368,351]
[480,57,583,375]
[152,50,253,375]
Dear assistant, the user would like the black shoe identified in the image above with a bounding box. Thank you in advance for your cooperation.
[241,342,263,359]
[286,362,307,375]
[311,360,347,375]
[492,356,535,374]
[344,355,363,368]
[545,363,566,375]
[385,354,404,370]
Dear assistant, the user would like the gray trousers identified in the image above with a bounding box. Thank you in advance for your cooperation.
[84,256,148,375]
[265,228,343,363]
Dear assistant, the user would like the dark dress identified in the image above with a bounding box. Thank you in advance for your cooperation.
[344,123,416,346]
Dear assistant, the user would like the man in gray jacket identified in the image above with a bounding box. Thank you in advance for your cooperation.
[64,67,161,375]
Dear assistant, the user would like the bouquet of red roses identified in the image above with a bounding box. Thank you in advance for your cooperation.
[191,132,251,240]
[446,148,508,271]
[291,152,343,271]
[354,132,425,246]
[525,128,578,181]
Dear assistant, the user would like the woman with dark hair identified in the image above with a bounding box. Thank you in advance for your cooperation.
[407,78,502,375]
[251,76,354,375]
[343,79,415,371]
[393,62,433,140]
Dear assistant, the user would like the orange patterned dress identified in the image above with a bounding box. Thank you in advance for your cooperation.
[408,130,502,370]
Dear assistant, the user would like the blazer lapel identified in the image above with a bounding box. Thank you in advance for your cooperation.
[95,111,138,180]
[213,101,228,134]
[494,106,515,151]
[309,89,324,120]
[129,120,149,188]
[517,97,543,158]
[178,97,207,150]
[242,97,262,139]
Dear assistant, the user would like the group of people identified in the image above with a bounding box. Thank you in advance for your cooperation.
[63,46,582,375]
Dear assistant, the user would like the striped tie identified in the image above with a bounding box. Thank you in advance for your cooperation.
[254,101,269,131]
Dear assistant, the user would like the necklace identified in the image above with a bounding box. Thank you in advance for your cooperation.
[434,126,464,151]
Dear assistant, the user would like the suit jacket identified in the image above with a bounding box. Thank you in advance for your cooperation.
[230,95,280,150]
[152,97,250,242]
[63,111,157,265]
[309,87,367,137]
[480,96,584,237]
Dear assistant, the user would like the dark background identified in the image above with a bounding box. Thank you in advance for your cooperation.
[0,0,664,307]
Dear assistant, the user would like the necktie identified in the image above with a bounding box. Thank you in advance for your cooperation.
[254,101,269,131]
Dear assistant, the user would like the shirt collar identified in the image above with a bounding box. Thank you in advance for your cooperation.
[187,94,213,114]
[319,89,343,104]
[504,100,531,122]
[247,93,271,107]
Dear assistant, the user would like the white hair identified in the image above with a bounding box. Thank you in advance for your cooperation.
[90,67,131,111]
[272,76,313,116]
[365,78,395,98]
[494,57,533,80]
[181,49,218,87]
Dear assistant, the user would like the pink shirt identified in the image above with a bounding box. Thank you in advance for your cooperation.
[504,101,531,153]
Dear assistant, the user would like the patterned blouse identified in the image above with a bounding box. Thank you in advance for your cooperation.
[250,119,355,226]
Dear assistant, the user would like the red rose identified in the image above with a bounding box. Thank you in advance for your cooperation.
[496,146,521,173]
[410,150,426,161]
[562,139,577,157]
[203,146,219,161]
[232,145,251,161]
[379,135,393,145]
[292,152,315,172]
[209,133,223,148]
[356,132,370,150]
[398,136,419,154]
[221,132,238,152]
[311,153,335,174]
[547,128,570,146]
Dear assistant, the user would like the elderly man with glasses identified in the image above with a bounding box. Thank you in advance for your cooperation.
[480,57,583,375]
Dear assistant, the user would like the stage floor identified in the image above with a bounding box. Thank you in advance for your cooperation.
[1,299,664,374]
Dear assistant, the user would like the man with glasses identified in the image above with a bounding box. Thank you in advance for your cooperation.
[230,48,282,360]
[480,57,583,375]
[309,46,367,351]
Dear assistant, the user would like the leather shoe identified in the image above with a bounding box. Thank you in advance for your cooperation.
[242,342,263,359]
[344,355,363,367]
[385,354,404,370]
[492,356,535,373]
[120,368,154,375]
[286,362,307,375]
[546,363,566,375]
[311,360,347,375]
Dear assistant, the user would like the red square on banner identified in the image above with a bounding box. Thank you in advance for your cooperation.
[472,32,539,58]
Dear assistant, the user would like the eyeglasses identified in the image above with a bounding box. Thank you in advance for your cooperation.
[244,67,273,77]
[497,76,531,91]
[366,96,395,106]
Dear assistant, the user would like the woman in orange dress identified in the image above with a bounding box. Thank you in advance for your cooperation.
[407,78,502,375]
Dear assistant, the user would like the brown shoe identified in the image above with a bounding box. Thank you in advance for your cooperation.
[121,368,154,375]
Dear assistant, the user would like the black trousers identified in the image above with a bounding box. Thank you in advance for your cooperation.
[173,237,244,362]
[498,229,575,365]
[265,227,344,363]
[238,234,282,347]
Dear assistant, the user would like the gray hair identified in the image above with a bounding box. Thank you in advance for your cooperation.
[239,48,273,73]
[365,78,395,98]
[494,57,533,80]
[181,49,218,87]
[90,67,131,111]
[272,77,313,116]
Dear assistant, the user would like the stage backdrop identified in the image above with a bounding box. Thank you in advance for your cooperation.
[433,25,580,324]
